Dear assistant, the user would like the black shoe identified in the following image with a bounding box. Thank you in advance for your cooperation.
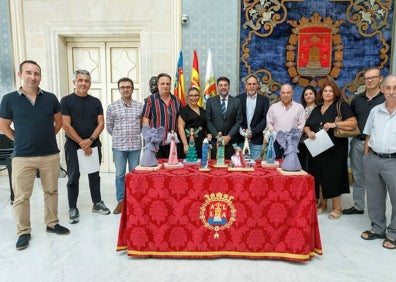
[16,234,31,250]
[342,207,364,215]
[46,224,70,235]
[69,208,80,224]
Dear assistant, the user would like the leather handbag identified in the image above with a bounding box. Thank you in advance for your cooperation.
[334,101,360,138]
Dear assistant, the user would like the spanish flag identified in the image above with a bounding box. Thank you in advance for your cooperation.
[190,49,202,107]
[174,51,185,106]
[203,49,216,108]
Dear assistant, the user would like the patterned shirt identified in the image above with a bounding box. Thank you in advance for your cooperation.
[141,93,181,144]
[106,98,143,151]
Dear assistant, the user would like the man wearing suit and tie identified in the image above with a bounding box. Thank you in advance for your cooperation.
[237,74,270,160]
[206,76,243,159]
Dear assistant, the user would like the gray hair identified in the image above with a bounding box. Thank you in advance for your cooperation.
[245,74,259,84]
[381,74,396,87]
[73,69,91,81]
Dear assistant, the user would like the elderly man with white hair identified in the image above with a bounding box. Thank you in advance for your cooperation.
[361,74,396,250]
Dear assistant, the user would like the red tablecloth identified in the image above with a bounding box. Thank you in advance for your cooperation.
[117,161,322,261]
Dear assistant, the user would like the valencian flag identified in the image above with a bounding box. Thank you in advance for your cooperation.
[190,49,202,106]
[203,49,216,108]
[174,51,186,106]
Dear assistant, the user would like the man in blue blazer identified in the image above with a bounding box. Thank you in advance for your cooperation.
[237,74,270,160]
[206,77,243,159]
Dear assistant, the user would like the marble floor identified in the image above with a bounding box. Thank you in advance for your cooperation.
[0,172,394,282]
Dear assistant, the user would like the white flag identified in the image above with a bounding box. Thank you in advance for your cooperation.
[203,49,216,108]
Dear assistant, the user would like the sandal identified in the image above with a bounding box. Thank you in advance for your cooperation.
[328,209,342,220]
[317,207,327,214]
[317,203,327,215]
[382,237,396,250]
[361,230,386,240]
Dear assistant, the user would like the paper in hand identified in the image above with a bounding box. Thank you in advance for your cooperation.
[77,147,100,174]
[304,129,334,157]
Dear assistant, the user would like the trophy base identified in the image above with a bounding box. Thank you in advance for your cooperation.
[276,168,307,175]
[163,162,184,169]
[261,160,280,168]
[182,159,201,165]
[213,164,228,168]
[135,164,162,171]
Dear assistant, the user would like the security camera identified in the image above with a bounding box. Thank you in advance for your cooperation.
[181,15,189,25]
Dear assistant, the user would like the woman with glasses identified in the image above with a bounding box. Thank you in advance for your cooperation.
[177,87,207,159]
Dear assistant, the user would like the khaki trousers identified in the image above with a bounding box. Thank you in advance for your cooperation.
[12,154,60,235]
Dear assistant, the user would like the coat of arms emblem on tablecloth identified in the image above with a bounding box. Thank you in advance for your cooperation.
[200,192,236,239]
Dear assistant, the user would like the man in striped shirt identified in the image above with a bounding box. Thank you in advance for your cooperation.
[106,77,143,214]
[142,73,182,158]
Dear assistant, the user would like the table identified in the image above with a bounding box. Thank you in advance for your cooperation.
[0,133,14,202]
[117,161,322,261]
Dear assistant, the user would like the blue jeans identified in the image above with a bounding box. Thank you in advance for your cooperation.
[113,148,141,202]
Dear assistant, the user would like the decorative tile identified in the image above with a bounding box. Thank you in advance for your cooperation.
[182,0,239,95]
[0,0,14,98]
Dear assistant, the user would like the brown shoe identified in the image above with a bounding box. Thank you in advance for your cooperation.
[113,202,122,214]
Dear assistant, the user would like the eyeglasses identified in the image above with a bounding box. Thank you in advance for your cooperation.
[119,86,133,90]
[364,76,380,81]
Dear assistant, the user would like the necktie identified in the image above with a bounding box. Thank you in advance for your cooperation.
[221,98,226,117]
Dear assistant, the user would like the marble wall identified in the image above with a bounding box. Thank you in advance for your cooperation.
[4,0,181,101]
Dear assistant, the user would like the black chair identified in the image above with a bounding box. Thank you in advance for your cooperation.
[0,134,14,203]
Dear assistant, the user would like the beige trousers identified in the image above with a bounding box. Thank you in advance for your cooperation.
[12,154,60,235]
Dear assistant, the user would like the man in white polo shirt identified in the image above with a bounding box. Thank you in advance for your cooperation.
[361,74,396,250]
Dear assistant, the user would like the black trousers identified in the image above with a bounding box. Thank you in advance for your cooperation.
[65,139,102,208]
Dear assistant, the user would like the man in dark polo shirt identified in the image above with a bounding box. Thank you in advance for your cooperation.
[0,60,70,251]
[343,67,385,215]
[61,69,110,225]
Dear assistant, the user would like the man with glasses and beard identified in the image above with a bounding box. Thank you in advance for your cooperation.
[106,77,143,214]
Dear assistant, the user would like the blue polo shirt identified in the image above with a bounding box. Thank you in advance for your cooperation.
[0,89,60,157]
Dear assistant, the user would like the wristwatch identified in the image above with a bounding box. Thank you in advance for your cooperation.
[89,136,95,142]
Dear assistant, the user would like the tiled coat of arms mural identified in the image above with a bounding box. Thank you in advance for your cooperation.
[239,0,394,102]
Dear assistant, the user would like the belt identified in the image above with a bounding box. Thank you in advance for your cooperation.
[372,151,396,159]
[357,134,366,141]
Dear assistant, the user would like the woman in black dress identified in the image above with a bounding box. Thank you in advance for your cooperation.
[177,87,207,159]
[304,80,357,220]
[298,85,317,172]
